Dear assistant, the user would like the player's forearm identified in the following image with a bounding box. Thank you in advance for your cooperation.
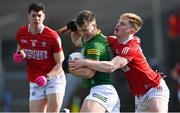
[47,63,63,76]
[84,59,115,73]
[69,67,95,78]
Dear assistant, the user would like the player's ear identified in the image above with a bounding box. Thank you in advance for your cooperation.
[27,14,30,21]
[129,28,137,34]
[43,13,45,19]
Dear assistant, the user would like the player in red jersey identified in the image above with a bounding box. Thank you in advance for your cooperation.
[69,13,170,113]
[13,2,66,113]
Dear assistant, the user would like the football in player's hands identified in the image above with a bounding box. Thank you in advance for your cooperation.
[68,52,84,62]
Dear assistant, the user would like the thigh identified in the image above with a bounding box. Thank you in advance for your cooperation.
[29,99,47,112]
[85,85,120,112]
[148,97,168,113]
[45,72,66,112]
[29,82,46,101]
[80,99,106,112]
[135,79,169,113]
[46,93,64,113]
[46,72,66,95]
[147,79,169,112]
[29,82,47,112]
[135,96,149,112]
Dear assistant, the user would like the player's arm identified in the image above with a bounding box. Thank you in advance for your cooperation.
[47,37,65,78]
[57,20,82,48]
[47,50,65,78]
[88,56,129,72]
[16,44,26,58]
[13,44,26,63]
[70,56,129,73]
[71,31,82,48]
[69,66,95,78]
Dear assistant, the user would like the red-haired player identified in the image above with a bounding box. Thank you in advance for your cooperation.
[70,13,170,113]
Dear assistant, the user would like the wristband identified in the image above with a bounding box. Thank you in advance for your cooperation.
[46,74,51,81]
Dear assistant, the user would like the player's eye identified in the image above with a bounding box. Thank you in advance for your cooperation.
[32,14,42,18]
[120,22,126,26]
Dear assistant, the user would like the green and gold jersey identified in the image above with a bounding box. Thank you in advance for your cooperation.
[82,33,112,88]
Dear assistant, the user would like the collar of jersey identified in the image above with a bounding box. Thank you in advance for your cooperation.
[28,24,45,34]
[121,34,134,45]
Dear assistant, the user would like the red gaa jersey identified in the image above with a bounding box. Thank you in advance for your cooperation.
[107,36,162,96]
[16,25,62,82]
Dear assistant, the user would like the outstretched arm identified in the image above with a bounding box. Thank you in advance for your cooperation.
[69,56,129,72]
[57,21,82,48]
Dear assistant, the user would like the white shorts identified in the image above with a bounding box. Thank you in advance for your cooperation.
[29,71,66,101]
[85,85,120,113]
[135,79,170,112]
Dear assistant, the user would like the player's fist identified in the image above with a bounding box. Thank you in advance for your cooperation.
[13,52,24,63]
[67,20,77,32]
[34,76,47,87]
[57,20,77,34]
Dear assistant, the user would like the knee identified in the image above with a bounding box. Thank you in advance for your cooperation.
[148,102,167,113]
[47,102,61,112]
[149,105,161,112]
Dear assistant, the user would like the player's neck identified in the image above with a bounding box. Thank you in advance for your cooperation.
[29,24,44,35]
[84,28,99,42]
[118,34,134,44]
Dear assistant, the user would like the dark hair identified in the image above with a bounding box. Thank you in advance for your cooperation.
[28,2,45,14]
[76,10,96,27]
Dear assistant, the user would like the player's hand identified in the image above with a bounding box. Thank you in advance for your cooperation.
[13,52,24,63]
[34,76,47,87]
[68,59,84,71]
[57,20,77,34]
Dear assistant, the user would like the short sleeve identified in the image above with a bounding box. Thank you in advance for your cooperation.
[119,46,138,61]
[107,36,117,47]
[52,32,62,53]
[85,42,103,61]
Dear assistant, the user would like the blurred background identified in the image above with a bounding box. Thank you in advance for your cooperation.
[0,0,180,112]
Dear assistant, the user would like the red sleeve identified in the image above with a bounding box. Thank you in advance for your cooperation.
[52,31,62,53]
[119,41,140,61]
[16,26,27,48]
[107,36,117,47]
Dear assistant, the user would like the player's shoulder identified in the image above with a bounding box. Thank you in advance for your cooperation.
[106,35,118,44]
[44,26,59,38]
[127,36,141,47]
[107,35,117,39]
[123,37,141,54]
[17,25,28,35]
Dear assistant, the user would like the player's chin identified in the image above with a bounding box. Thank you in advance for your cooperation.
[114,31,118,36]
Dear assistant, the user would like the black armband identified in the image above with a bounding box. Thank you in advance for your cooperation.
[67,20,77,32]
[62,56,69,73]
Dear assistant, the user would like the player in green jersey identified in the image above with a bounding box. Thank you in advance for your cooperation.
[58,10,120,113]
